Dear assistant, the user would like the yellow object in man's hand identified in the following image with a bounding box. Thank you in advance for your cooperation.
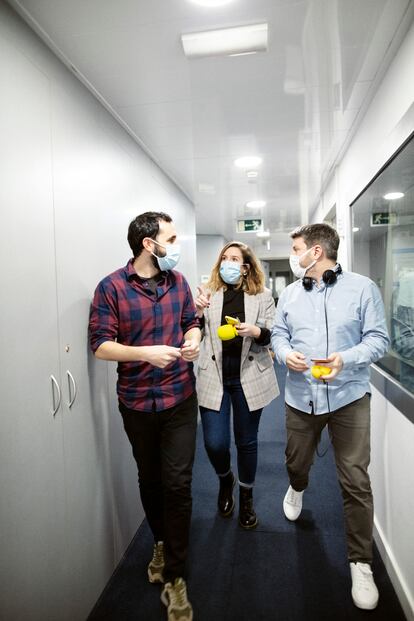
[311,365,331,379]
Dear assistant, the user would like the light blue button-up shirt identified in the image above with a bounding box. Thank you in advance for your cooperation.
[271,270,390,414]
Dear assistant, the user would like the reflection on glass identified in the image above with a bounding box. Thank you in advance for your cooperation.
[351,133,414,395]
[392,269,414,393]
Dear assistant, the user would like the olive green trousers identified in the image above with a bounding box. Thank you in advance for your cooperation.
[285,394,373,563]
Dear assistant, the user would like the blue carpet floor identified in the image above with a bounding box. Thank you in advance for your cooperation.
[88,364,406,620]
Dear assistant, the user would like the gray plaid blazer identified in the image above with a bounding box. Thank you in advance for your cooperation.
[196,287,279,411]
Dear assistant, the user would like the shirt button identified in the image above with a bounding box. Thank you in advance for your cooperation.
[211,355,216,361]
[248,355,254,361]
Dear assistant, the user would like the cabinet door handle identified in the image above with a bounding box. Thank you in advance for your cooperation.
[51,375,61,417]
[67,370,77,409]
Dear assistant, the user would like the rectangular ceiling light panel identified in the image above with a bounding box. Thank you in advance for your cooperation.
[181,23,268,58]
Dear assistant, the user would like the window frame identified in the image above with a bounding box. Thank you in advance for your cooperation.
[350,130,414,423]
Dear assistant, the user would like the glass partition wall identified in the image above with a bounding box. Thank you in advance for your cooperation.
[351,133,414,410]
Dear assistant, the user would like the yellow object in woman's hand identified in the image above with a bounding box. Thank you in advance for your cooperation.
[217,324,238,340]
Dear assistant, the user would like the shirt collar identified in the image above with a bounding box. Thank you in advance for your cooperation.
[125,258,137,281]
[312,263,343,290]
[124,258,171,286]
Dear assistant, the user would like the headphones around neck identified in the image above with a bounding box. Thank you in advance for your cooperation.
[302,264,342,291]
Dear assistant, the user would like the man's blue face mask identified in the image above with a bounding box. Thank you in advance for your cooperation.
[151,239,181,271]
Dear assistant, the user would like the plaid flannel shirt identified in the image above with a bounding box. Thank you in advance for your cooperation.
[89,259,200,412]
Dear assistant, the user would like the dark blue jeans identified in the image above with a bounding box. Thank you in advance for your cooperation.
[200,378,262,486]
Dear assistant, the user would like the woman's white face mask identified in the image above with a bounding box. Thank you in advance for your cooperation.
[289,247,316,280]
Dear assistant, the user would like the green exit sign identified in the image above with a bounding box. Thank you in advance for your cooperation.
[237,219,263,233]
[371,212,398,226]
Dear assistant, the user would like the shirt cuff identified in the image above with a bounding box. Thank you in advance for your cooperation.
[183,319,201,333]
[90,336,112,354]
[277,346,292,365]
[340,349,356,368]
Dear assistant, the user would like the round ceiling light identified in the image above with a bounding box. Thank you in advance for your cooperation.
[234,156,262,168]
[383,192,404,200]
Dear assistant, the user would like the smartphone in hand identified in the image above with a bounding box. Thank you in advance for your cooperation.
[225,315,240,326]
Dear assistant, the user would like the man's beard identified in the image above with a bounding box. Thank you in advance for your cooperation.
[150,248,166,270]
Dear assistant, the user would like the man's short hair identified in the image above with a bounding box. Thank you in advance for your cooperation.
[290,223,339,261]
[127,211,172,258]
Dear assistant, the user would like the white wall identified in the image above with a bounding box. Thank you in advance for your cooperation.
[196,234,226,285]
[0,2,197,287]
[371,386,414,619]
[311,20,414,621]
[0,1,197,617]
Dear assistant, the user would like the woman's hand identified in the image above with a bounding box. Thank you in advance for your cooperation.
[195,285,211,318]
[236,323,261,338]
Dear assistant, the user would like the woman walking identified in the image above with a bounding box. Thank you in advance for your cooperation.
[195,241,279,528]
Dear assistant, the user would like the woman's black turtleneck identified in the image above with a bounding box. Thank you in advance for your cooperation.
[221,286,245,379]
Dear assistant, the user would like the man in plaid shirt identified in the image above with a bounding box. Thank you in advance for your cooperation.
[89,212,200,621]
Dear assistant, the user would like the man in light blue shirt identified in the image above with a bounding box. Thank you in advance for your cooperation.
[271,223,389,611]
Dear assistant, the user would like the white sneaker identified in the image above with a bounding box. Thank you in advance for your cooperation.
[350,562,379,610]
[283,485,304,521]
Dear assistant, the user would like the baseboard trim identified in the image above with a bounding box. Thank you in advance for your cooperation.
[374,517,414,621]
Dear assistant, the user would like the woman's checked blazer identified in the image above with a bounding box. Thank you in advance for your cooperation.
[196,287,279,411]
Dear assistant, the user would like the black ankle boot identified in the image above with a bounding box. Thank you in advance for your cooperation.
[218,472,235,517]
[238,485,258,529]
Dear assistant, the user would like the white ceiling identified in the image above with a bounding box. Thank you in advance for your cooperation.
[8,0,414,257]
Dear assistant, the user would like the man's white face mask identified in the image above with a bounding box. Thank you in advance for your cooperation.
[289,247,316,280]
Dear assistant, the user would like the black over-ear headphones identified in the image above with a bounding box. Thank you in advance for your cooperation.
[302,264,342,291]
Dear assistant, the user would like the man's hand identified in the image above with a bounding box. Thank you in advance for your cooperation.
[286,351,309,372]
[236,323,261,338]
[195,286,211,318]
[142,345,182,368]
[180,339,200,362]
[319,352,343,381]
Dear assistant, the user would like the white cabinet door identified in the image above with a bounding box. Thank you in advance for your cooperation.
[0,35,66,621]
[50,82,131,619]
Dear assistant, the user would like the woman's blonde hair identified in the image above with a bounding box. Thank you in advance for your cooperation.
[206,241,265,295]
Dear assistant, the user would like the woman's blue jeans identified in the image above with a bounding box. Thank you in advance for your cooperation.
[200,378,262,486]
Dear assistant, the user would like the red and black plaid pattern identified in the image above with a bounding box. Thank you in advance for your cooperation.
[89,260,200,412]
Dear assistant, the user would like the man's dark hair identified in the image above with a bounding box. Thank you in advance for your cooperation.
[127,211,172,258]
[290,223,339,261]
